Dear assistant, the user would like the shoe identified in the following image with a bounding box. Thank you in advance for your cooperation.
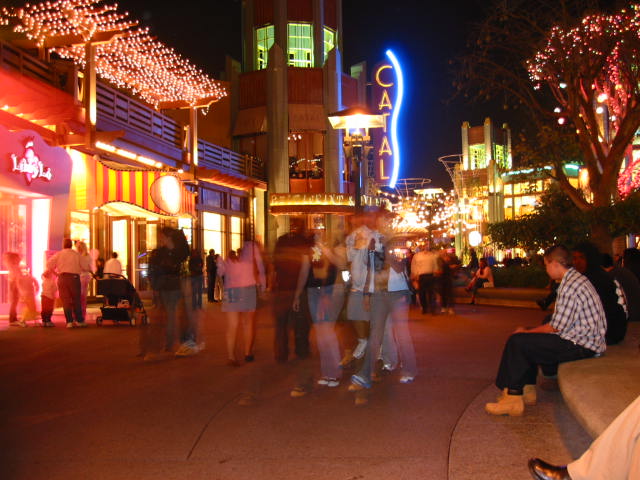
[485,393,525,416]
[399,376,415,384]
[175,342,198,357]
[244,354,254,362]
[382,363,396,372]
[66,323,75,329]
[527,458,571,480]
[43,321,55,328]
[496,385,537,406]
[290,386,309,398]
[317,377,340,387]
[447,308,455,315]
[339,350,354,368]
[349,374,371,390]
[352,340,367,359]
[76,322,88,328]
[226,359,241,367]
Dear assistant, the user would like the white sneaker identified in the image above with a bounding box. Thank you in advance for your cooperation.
[66,323,75,329]
[352,339,367,359]
[317,377,340,387]
[399,376,415,384]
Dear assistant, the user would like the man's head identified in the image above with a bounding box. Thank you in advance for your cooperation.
[63,238,73,249]
[209,249,215,255]
[544,245,572,280]
[111,252,118,259]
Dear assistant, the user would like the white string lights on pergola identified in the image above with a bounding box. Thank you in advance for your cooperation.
[0,0,227,108]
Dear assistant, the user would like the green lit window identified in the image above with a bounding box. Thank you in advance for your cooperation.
[323,27,336,64]
[494,144,511,169]
[256,25,275,70]
[288,23,313,68]
[469,144,487,169]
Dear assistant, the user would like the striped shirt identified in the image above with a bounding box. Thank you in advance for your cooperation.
[551,268,607,354]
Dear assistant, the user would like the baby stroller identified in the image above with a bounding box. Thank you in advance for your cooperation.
[95,274,147,326]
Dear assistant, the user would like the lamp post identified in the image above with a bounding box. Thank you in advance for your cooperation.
[328,106,384,211]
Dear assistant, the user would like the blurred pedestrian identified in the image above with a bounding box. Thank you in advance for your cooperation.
[16,268,39,327]
[41,269,57,327]
[272,219,313,363]
[218,242,266,365]
[206,249,218,303]
[439,250,456,315]
[3,252,20,326]
[188,249,204,310]
[411,247,440,314]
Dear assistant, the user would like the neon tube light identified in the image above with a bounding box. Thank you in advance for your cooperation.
[385,49,403,189]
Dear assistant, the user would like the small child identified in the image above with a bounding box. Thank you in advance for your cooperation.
[16,270,39,327]
[41,270,57,327]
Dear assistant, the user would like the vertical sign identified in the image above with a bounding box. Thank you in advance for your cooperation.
[371,49,404,188]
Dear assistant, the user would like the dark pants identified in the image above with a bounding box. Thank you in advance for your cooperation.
[8,280,18,323]
[418,273,436,313]
[191,275,203,310]
[57,273,84,324]
[440,275,454,309]
[207,272,216,302]
[495,333,596,394]
[41,295,54,323]
[273,290,310,362]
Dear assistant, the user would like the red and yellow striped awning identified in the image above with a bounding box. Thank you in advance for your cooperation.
[93,162,195,217]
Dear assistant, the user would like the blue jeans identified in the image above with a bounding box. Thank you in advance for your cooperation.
[355,290,417,385]
[307,285,343,379]
[157,288,181,350]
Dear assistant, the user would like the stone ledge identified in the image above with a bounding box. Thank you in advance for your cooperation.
[454,286,547,309]
[558,322,640,438]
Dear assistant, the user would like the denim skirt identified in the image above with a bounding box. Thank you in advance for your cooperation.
[222,285,257,312]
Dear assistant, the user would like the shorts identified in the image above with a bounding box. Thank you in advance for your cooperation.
[222,285,257,312]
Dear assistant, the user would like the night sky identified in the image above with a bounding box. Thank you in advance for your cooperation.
[8,0,500,189]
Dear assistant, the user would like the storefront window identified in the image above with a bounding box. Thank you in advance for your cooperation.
[111,219,128,277]
[230,216,243,253]
[203,212,224,257]
[178,217,193,247]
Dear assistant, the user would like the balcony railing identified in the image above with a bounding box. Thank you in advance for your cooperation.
[0,39,265,182]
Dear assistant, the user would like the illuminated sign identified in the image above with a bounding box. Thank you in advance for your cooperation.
[150,175,182,215]
[10,138,53,185]
[372,49,404,188]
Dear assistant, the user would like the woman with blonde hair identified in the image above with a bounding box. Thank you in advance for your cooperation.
[75,241,94,319]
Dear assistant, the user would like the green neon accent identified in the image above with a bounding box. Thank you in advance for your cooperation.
[323,27,336,64]
[256,25,275,70]
[469,144,486,169]
[288,23,314,68]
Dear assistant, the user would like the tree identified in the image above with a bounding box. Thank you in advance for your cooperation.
[455,0,640,253]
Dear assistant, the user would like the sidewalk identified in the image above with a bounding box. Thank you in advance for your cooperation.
[0,301,589,479]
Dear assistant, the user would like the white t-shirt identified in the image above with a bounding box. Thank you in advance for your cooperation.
[103,258,123,276]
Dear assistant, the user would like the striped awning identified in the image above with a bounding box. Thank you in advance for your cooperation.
[94,162,195,217]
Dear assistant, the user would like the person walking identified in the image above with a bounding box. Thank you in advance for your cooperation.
[40,269,57,327]
[46,238,87,328]
[3,252,21,326]
[218,242,266,366]
[411,247,440,314]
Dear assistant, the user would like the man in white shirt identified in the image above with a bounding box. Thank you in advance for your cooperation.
[411,248,440,314]
[103,252,123,277]
[46,238,87,327]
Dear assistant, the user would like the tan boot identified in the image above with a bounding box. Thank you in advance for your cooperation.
[485,393,525,416]
[523,384,537,406]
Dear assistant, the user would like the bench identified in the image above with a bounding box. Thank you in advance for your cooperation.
[453,286,547,308]
[558,322,640,438]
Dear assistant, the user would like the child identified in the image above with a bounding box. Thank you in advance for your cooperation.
[41,270,57,327]
[16,269,39,327]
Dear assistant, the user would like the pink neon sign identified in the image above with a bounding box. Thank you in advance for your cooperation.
[10,138,53,185]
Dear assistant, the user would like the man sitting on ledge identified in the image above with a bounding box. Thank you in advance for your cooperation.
[529,393,640,479]
[485,245,607,416]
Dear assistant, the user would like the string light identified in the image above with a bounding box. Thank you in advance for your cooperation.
[0,1,227,108]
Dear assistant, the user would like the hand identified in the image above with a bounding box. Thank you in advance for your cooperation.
[292,297,300,312]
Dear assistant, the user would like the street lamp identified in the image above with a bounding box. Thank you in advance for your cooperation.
[328,106,384,211]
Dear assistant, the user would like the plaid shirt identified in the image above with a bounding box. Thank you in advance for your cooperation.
[551,268,607,354]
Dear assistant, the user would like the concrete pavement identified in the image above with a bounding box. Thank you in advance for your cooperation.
[0,300,590,479]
